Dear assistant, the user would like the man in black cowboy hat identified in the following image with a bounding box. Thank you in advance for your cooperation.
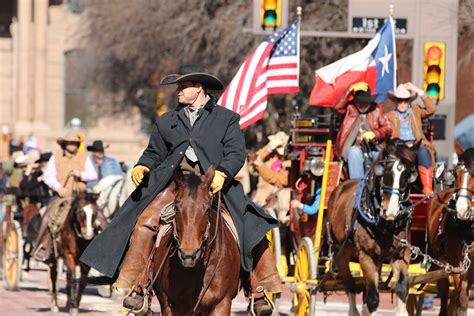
[334,81,392,179]
[86,140,122,191]
[80,64,281,314]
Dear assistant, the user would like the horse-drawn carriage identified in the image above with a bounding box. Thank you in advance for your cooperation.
[1,187,44,290]
[266,109,473,316]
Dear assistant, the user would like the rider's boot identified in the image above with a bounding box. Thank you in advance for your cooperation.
[418,165,433,195]
[32,207,51,262]
[116,185,175,311]
[250,238,282,315]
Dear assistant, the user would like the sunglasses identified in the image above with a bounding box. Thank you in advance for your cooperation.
[397,98,411,103]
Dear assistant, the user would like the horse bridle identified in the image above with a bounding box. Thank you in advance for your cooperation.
[374,157,412,206]
[447,163,474,220]
[172,191,222,256]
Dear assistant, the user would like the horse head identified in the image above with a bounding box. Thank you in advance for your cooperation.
[173,167,215,268]
[73,196,100,241]
[371,138,420,221]
[452,148,474,220]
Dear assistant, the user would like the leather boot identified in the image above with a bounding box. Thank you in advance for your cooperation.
[117,185,175,310]
[32,207,51,262]
[418,165,433,195]
[250,238,282,315]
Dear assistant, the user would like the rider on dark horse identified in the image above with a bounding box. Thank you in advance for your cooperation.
[333,81,392,179]
[80,65,282,314]
[32,132,99,261]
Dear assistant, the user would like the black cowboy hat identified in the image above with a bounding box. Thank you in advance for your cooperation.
[354,87,377,104]
[87,140,109,152]
[35,152,52,164]
[161,64,224,90]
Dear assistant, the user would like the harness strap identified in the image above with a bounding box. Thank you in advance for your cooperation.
[354,171,380,225]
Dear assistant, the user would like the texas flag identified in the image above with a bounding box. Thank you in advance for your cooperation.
[309,17,396,106]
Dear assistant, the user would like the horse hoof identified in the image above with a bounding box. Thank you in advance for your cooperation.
[69,307,79,316]
[51,306,59,313]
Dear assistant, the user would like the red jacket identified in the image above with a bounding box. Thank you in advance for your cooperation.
[334,89,392,159]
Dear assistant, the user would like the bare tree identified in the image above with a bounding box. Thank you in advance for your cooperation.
[80,0,470,146]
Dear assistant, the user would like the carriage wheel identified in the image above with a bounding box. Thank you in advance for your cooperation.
[266,208,282,315]
[3,220,23,290]
[293,237,317,316]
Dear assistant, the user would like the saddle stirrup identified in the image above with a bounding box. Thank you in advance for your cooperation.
[249,285,275,316]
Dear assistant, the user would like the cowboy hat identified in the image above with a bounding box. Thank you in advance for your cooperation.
[87,140,109,152]
[35,152,52,164]
[388,84,417,102]
[14,153,28,165]
[268,131,290,156]
[57,131,81,146]
[161,64,224,90]
[353,87,376,104]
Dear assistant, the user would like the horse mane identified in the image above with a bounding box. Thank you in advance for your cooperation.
[459,147,474,175]
[384,138,419,168]
[176,173,203,199]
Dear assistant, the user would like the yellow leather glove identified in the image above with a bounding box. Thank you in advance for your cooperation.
[350,81,369,92]
[210,170,227,194]
[131,165,150,187]
[362,131,376,141]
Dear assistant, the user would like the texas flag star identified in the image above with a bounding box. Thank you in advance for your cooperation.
[378,45,392,77]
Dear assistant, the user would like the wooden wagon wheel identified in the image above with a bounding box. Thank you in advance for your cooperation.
[266,208,282,315]
[293,237,317,316]
[3,219,23,290]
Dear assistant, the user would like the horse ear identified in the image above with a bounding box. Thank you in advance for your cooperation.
[455,141,464,156]
[201,166,215,188]
[412,139,422,151]
[173,168,185,188]
[385,136,396,154]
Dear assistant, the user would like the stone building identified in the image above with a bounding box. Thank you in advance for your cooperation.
[0,0,147,162]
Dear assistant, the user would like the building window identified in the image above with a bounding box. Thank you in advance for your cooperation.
[64,49,88,126]
[68,0,85,15]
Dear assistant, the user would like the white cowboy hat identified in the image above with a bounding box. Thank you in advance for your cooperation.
[387,84,417,102]
[268,131,290,156]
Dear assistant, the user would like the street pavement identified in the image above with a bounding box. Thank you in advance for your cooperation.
[1,262,474,315]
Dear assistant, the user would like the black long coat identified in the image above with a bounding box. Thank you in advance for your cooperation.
[80,96,278,278]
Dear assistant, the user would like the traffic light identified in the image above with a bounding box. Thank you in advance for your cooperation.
[423,42,445,101]
[260,0,281,30]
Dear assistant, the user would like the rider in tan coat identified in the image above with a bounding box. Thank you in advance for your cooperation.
[32,131,98,261]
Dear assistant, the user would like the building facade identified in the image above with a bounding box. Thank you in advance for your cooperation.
[0,0,147,162]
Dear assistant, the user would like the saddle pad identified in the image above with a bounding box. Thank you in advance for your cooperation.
[48,197,72,236]
[221,208,239,249]
[155,223,172,248]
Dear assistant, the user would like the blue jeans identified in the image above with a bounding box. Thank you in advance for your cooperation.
[347,146,378,179]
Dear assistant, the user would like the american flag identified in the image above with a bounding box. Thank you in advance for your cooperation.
[219,20,300,129]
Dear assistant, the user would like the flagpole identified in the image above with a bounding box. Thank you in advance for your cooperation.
[389,4,398,88]
[294,6,302,116]
[296,6,302,88]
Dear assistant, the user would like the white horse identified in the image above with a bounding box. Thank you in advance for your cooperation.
[93,166,135,220]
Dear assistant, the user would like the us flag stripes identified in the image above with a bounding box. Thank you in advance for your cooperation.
[219,20,300,129]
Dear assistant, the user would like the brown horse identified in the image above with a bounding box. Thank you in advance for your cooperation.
[327,138,420,315]
[48,195,103,316]
[145,167,240,316]
[427,147,474,316]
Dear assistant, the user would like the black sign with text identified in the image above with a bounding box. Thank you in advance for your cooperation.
[352,17,408,34]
